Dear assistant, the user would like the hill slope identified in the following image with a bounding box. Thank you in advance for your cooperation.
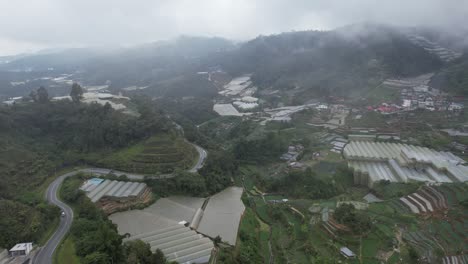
[98,133,198,174]
[1,24,464,101]
[430,54,468,96]
[214,24,443,99]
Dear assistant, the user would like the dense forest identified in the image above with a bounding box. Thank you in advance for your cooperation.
[146,151,237,197]
[0,84,240,251]
[0,87,171,249]
[234,132,287,162]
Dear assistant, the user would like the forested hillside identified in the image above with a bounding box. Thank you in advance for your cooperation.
[214,24,443,98]
[431,54,468,95]
[0,95,170,249]
[1,24,455,102]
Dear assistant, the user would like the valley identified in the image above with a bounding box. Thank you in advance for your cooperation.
[0,22,467,264]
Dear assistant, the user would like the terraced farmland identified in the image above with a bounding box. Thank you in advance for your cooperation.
[98,134,198,174]
[397,184,468,258]
[442,255,468,264]
[403,215,468,257]
[390,184,467,214]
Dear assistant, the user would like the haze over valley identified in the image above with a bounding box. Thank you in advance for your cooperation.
[0,1,468,264]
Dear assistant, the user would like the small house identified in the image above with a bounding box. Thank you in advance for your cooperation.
[425,97,434,107]
[402,99,411,109]
[340,247,356,259]
[9,243,32,257]
[316,104,328,110]
[448,103,464,111]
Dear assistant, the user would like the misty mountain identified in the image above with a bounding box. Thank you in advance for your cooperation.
[0,36,233,72]
[214,24,444,98]
[430,53,468,96]
[0,24,465,100]
[0,48,112,72]
[79,36,234,89]
[406,26,468,53]
[0,36,234,98]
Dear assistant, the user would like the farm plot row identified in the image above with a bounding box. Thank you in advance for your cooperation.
[396,184,467,214]
[132,152,187,163]
[144,140,174,147]
[98,134,198,174]
[437,184,467,206]
[442,255,468,264]
[141,146,181,154]
[321,217,350,238]
[403,218,468,256]
[113,161,189,174]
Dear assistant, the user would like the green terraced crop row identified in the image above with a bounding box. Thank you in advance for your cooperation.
[97,134,198,174]
[132,152,186,163]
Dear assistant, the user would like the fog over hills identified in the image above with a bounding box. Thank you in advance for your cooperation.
[0,23,466,100]
[2,2,468,264]
[1,0,468,55]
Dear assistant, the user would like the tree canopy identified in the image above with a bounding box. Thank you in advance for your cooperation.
[70,82,84,103]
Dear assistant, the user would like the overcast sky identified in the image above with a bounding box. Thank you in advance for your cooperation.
[0,0,467,56]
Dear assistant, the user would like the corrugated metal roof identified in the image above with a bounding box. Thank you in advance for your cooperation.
[344,142,467,186]
[83,179,148,203]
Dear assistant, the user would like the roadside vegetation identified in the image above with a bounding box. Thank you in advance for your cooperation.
[145,151,237,197]
[60,175,173,264]
[0,87,171,250]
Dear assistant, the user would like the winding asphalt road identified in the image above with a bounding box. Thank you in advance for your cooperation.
[188,143,208,173]
[33,143,207,264]
[34,172,76,264]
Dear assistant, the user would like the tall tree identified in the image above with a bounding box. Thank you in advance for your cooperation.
[36,86,49,103]
[28,90,38,102]
[70,83,84,103]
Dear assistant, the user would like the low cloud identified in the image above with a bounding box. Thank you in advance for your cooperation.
[0,0,467,55]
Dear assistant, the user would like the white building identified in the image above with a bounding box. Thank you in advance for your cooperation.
[241,96,258,103]
[316,104,328,110]
[448,103,464,111]
[2,96,23,105]
[413,85,429,92]
[340,247,356,259]
[425,97,434,107]
[402,99,412,109]
[9,243,32,257]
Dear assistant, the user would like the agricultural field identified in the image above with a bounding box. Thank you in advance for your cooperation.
[345,111,387,128]
[232,148,468,263]
[394,184,468,258]
[98,133,198,174]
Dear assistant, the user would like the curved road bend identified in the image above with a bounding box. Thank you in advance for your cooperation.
[188,143,208,173]
[34,172,76,264]
[34,144,207,264]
